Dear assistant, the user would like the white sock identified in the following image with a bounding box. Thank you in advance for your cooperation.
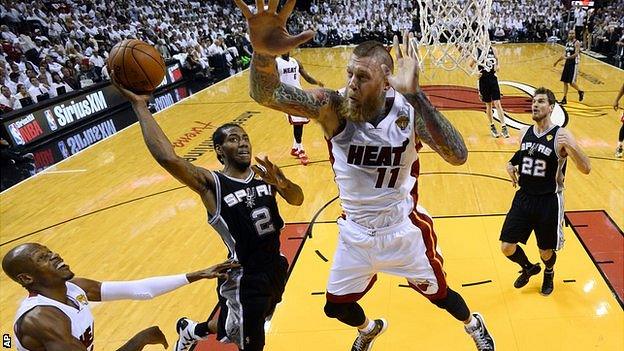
[465,315,479,330]
[359,319,375,334]
[293,142,302,150]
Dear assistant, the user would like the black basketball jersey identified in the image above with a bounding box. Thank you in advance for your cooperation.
[477,48,497,76]
[565,39,579,63]
[518,125,567,195]
[208,171,284,270]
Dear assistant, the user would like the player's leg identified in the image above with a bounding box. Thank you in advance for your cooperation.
[500,192,541,288]
[561,82,569,104]
[399,208,494,350]
[173,277,235,351]
[616,123,623,158]
[325,217,386,351]
[570,82,584,101]
[491,77,508,138]
[534,193,565,296]
[480,78,498,138]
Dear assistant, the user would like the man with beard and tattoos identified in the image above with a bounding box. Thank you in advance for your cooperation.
[111,75,304,351]
[502,87,590,296]
[232,1,495,350]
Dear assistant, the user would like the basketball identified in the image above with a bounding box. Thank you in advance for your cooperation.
[108,39,165,94]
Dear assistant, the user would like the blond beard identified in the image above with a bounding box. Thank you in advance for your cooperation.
[341,92,386,123]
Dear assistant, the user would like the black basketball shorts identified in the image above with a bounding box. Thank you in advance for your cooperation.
[500,191,566,250]
[478,74,501,103]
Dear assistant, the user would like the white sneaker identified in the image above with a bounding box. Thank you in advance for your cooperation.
[465,313,495,351]
[174,318,204,351]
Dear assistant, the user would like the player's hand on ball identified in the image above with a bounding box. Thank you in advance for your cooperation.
[110,70,151,105]
[233,0,315,56]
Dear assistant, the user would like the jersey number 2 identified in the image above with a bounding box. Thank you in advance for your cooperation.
[251,207,275,236]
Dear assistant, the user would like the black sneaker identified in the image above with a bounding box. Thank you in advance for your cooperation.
[578,90,584,101]
[351,319,388,351]
[560,97,567,105]
[514,263,541,289]
[465,313,495,351]
[541,269,554,296]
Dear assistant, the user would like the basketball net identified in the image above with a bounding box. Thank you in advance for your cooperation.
[415,0,494,76]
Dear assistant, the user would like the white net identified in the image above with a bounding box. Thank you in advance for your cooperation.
[415,0,494,76]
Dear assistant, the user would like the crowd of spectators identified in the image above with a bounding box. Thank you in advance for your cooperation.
[1,0,623,115]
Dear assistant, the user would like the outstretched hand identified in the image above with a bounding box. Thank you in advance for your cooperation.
[233,0,315,56]
[187,260,241,281]
[110,69,151,105]
[381,32,421,95]
[251,155,288,189]
[137,326,168,349]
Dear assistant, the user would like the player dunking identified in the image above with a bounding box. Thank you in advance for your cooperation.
[234,1,495,350]
[502,87,591,296]
[554,30,584,105]
[2,243,237,351]
[111,77,304,351]
[276,52,324,165]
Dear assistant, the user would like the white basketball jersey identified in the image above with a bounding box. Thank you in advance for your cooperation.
[276,56,301,88]
[329,89,421,228]
[14,282,95,351]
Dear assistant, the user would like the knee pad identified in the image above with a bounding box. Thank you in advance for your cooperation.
[324,300,348,318]
[430,288,470,322]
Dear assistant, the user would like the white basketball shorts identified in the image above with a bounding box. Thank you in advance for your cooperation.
[326,206,448,302]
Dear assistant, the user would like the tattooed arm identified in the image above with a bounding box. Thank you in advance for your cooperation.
[404,92,468,165]
[250,52,343,137]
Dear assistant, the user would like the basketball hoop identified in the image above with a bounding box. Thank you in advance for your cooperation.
[415,0,494,76]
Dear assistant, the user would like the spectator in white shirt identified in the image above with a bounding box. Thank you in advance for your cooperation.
[0,85,21,111]
[27,77,49,102]
[49,72,73,98]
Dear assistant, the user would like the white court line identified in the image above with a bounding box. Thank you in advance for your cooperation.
[0,67,251,195]
[44,169,87,174]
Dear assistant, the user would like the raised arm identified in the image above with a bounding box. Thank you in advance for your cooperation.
[557,128,591,174]
[297,60,324,87]
[252,155,303,205]
[111,76,215,199]
[384,33,467,165]
[235,0,343,136]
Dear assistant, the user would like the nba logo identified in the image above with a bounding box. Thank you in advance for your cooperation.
[58,140,69,158]
[45,110,58,131]
[8,123,25,145]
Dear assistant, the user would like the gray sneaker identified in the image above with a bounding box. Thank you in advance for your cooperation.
[490,124,499,138]
[351,319,388,351]
[500,125,510,138]
[465,313,495,350]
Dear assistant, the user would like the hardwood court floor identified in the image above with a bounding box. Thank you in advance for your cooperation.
[0,43,622,350]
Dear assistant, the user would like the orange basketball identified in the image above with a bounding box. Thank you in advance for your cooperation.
[108,39,165,94]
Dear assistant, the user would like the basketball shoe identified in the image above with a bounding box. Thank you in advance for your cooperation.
[490,124,499,138]
[298,149,310,166]
[174,318,205,351]
[514,263,541,288]
[290,147,299,157]
[500,125,510,138]
[615,145,623,158]
[465,313,495,351]
[351,319,388,351]
[541,269,555,296]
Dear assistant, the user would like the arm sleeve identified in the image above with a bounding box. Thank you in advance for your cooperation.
[100,274,189,301]
[509,150,522,166]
